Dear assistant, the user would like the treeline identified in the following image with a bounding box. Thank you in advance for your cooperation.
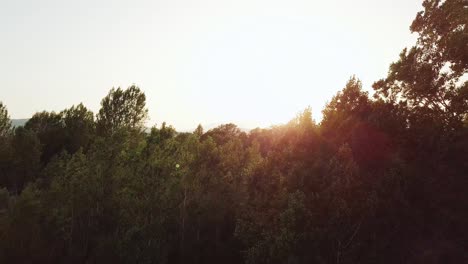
[0,0,467,263]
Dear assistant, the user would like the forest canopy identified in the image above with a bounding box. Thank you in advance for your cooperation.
[0,0,466,263]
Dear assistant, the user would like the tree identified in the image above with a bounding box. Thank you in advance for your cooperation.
[8,127,41,193]
[321,77,371,140]
[321,77,370,150]
[194,124,204,137]
[288,106,316,131]
[373,0,468,128]
[0,102,11,138]
[202,123,245,145]
[61,103,95,154]
[0,103,13,189]
[0,184,48,263]
[0,2,466,262]
[96,85,148,135]
[25,111,65,163]
[371,2,468,261]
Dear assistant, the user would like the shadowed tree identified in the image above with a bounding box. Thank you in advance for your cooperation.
[60,103,95,154]
[373,0,467,128]
[372,0,468,261]
[0,103,12,190]
[0,103,12,138]
[0,1,466,263]
[321,77,371,142]
[8,127,41,193]
[24,111,65,164]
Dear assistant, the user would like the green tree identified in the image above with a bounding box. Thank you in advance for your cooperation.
[194,124,204,137]
[61,103,95,154]
[25,111,65,163]
[202,123,245,145]
[96,85,148,135]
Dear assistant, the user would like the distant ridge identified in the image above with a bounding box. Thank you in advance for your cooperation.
[11,119,28,127]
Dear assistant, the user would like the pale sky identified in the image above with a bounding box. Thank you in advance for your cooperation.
[0,0,422,131]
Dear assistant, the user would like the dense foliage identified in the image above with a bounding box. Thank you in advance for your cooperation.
[0,1,466,263]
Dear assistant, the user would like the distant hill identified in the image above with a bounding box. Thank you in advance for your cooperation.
[11,119,28,127]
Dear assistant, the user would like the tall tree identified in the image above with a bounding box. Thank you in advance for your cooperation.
[373,0,467,128]
[96,85,148,135]
[321,77,371,144]
[194,124,204,137]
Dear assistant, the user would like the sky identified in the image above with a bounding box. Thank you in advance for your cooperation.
[0,0,423,131]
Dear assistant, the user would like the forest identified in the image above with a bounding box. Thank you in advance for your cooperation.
[0,0,467,263]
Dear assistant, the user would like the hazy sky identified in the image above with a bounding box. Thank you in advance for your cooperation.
[1,0,423,131]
